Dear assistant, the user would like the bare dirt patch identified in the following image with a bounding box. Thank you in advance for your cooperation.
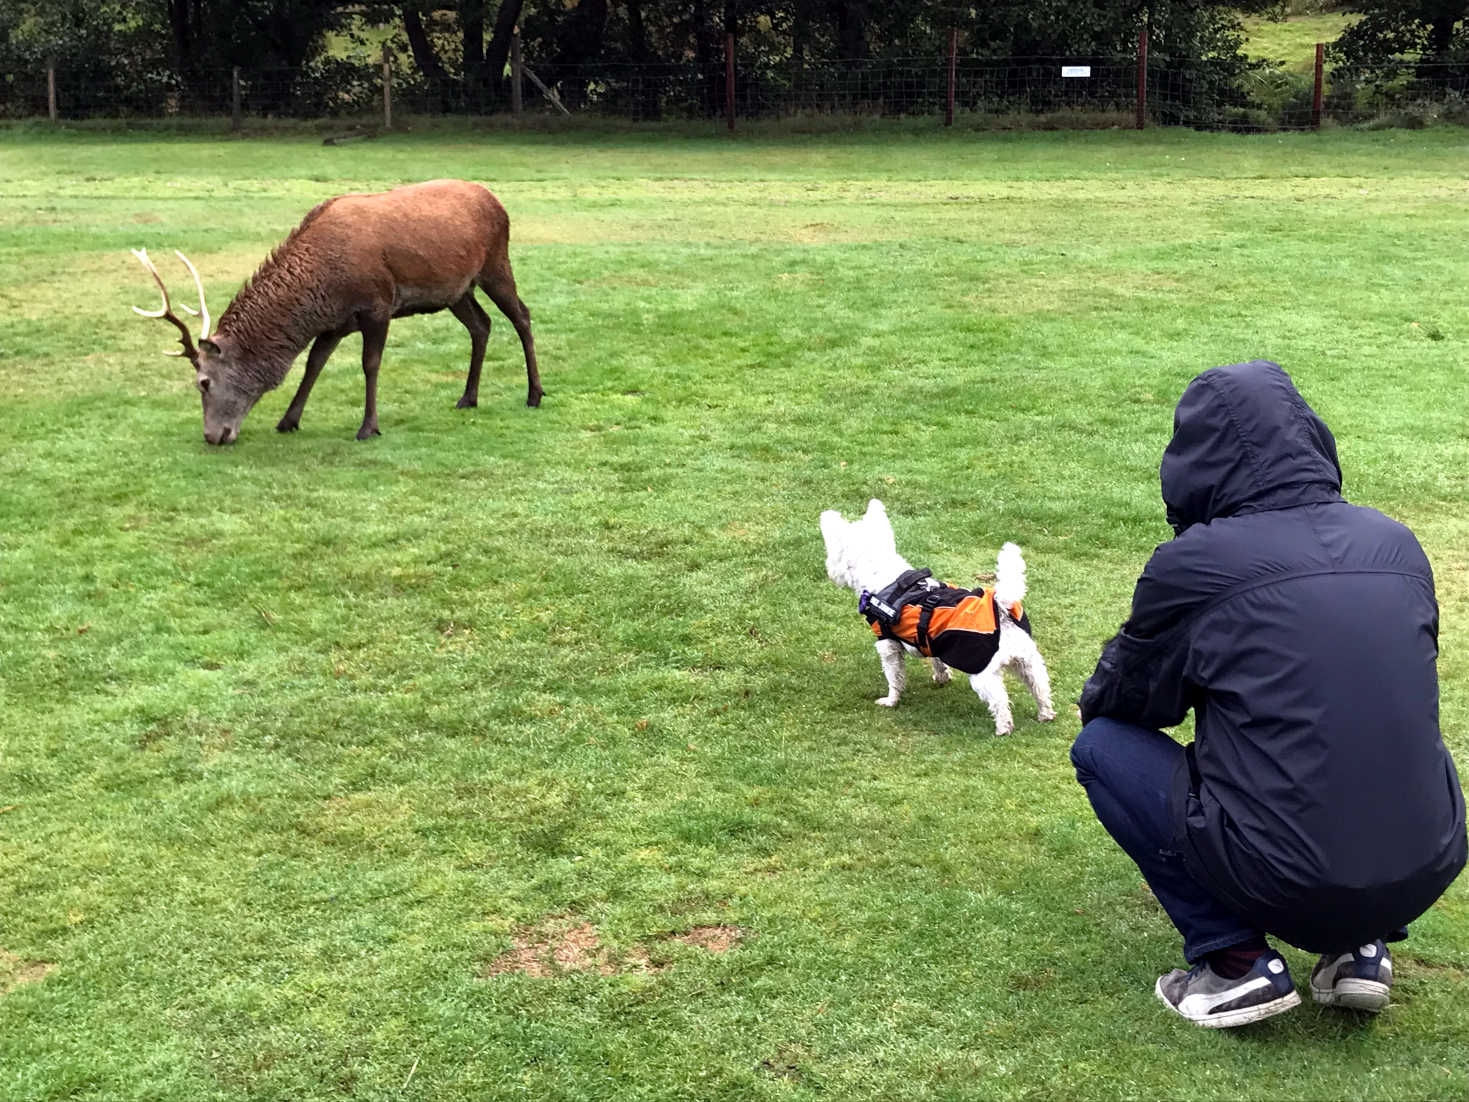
[484,918,652,978]
[667,924,745,954]
[484,919,747,977]
[1,949,55,995]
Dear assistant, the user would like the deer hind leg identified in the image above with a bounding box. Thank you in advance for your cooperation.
[356,316,389,440]
[277,329,347,433]
[448,291,491,409]
[479,266,542,408]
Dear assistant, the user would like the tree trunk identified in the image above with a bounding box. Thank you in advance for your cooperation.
[462,0,486,102]
[403,3,454,110]
[792,0,809,80]
[833,0,868,60]
[483,0,528,106]
[167,0,200,95]
[1424,11,1458,60]
[693,0,716,114]
[626,0,661,119]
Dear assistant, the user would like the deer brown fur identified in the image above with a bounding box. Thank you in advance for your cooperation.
[133,179,541,445]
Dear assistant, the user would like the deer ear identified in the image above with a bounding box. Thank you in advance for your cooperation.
[199,338,221,357]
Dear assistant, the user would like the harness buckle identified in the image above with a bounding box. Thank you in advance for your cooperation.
[859,590,900,623]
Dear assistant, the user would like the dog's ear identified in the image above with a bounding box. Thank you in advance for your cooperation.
[819,510,846,547]
[863,498,896,548]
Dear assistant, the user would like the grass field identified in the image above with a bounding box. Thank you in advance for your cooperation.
[1,122,1467,1101]
[1242,10,1360,71]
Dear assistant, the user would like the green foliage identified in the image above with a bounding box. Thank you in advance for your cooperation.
[0,126,1467,1100]
[1331,0,1469,70]
[0,1,161,80]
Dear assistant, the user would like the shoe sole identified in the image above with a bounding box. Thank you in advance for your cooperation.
[1311,978,1390,1012]
[1155,979,1301,1028]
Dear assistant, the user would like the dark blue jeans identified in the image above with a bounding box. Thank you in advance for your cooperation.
[1070,717,1261,963]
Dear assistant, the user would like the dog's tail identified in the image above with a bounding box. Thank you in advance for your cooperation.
[993,542,1027,617]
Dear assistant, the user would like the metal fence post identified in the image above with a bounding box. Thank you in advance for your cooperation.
[232,66,241,131]
[1136,29,1147,129]
[945,28,957,126]
[511,28,523,114]
[725,33,735,131]
[47,61,57,121]
[1312,43,1324,130]
[382,43,392,130]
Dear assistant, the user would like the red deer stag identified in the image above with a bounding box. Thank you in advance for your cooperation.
[132,179,542,445]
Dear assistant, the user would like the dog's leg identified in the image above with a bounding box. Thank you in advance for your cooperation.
[929,656,951,685]
[1011,635,1057,722]
[875,638,906,707]
[969,668,1015,735]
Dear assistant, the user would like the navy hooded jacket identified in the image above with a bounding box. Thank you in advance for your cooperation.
[1079,360,1465,953]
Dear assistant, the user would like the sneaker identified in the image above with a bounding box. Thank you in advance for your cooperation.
[1155,949,1301,1028]
[1310,940,1392,1012]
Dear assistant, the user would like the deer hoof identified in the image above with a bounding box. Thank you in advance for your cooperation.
[526,390,544,408]
[276,418,299,433]
[456,395,478,409]
[355,426,381,441]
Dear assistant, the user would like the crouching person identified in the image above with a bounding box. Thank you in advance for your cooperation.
[1073,360,1466,1028]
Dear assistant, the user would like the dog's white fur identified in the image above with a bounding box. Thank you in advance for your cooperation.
[820,498,1056,735]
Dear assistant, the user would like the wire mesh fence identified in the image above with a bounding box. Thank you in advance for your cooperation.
[3,52,1466,131]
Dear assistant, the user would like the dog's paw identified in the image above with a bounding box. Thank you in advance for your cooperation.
[876,695,900,708]
[931,669,951,686]
[993,723,1014,736]
[1038,707,1057,722]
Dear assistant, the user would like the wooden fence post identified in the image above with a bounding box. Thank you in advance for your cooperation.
[231,66,241,131]
[47,61,57,121]
[511,28,523,114]
[1312,42,1324,130]
[725,32,735,131]
[382,43,392,130]
[945,28,957,126]
[1135,28,1147,130]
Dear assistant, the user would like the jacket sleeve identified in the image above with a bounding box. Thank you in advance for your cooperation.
[1078,542,1206,729]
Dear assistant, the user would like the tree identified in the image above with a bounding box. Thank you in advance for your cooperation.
[400,0,528,109]
[1332,0,1469,70]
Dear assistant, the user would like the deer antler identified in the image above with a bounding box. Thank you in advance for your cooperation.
[131,248,211,361]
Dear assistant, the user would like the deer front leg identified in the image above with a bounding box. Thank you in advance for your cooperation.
[277,329,345,433]
[875,637,906,707]
[357,317,389,440]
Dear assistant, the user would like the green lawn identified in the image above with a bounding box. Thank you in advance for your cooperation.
[1,123,1467,1101]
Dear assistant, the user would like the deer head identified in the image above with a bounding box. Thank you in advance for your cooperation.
[132,248,251,445]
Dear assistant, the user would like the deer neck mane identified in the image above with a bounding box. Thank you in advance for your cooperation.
[215,213,340,394]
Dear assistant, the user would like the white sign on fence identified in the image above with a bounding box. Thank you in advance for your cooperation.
[1061,66,1092,78]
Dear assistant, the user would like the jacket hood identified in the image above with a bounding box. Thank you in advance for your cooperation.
[1162,360,1342,533]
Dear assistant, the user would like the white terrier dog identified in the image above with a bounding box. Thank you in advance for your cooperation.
[820,499,1056,735]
